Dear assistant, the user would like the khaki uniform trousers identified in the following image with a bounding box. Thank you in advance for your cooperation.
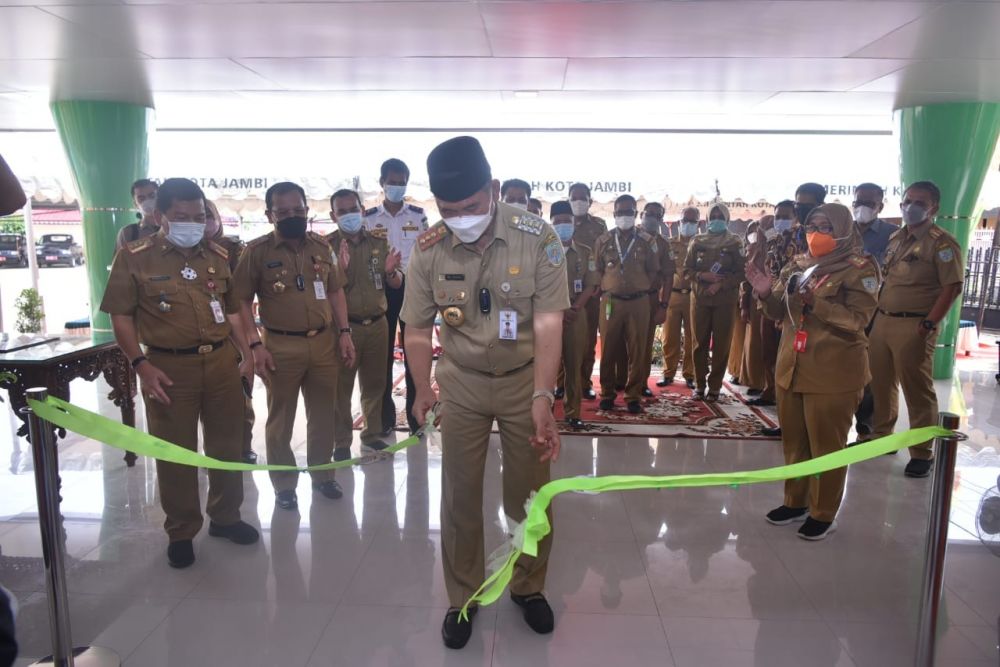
[262,328,339,491]
[581,297,601,390]
[728,302,746,378]
[334,316,389,451]
[561,309,589,420]
[640,294,660,386]
[146,341,244,541]
[777,386,862,522]
[869,313,938,460]
[663,291,694,381]
[741,307,765,390]
[437,358,551,606]
[759,318,780,402]
[599,295,651,402]
[691,296,737,394]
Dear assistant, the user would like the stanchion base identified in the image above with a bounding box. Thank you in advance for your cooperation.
[31,646,121,666]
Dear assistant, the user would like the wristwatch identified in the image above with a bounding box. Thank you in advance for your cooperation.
[339,327,353,335]
[130,355,148,369]
[532,389,555,407]
[920,319,937,331]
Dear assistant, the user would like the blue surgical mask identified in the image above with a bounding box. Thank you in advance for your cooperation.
[680,221,699,237]
[554,223,574,243]
[707,219,728,234]
[774,218,793,233]
[384,184,407,203]
[338,212,363,233]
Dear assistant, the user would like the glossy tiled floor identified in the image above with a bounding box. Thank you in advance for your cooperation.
[1,355,998,667]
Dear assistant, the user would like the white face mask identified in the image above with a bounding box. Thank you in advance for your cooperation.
[902,203,929,226]
[614,215,636,230]
[853,205,877,225]
[774,218,793,233]
[384,184,407,203]
[679,221,699,237]
[139,199,156,215]
[747,232,757,244]
[506,201,528,210]
[570,200,590,217]
[763,227,779,241]
[444,203,494,244]
[165,221,206,248]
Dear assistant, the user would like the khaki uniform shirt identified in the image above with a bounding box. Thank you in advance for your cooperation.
[564,242,601,302]
[878,224,963,314]
[326,229,390,320]
[572,215,608,252]
[214,234,245,273]
[101,232,236,348]
[651,234,677,293]
[593,229,661,296]
[401,203,571,376]
[232,231,347,331]
[670,236,694,292]
[684,232,746,305]
[761,255,880,393]
[115,221,160,250]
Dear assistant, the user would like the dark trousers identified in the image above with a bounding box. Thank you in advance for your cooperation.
[854,317,876,436]
[382,279,419,433]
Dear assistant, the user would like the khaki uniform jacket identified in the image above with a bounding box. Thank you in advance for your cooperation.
[214,234,246,273]
[684,232,746,305]
[326,229,391,320]
[760,255,880,393]
[571,215,608,252]
[401,204,571,376]
[565,241,601,301]
[593,228,661,295]
[232,231,347,331]
[101,232,237,347]
[669,236,694,292]
[878,223,963,314]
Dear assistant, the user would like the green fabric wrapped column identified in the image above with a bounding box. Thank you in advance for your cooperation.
[50,100,153,340]
[896,102,1000,379]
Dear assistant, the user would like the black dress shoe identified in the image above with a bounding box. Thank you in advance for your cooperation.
[511,592,554,634]
[730,375,742,385]
[583,388,597,400]
[313,480,344,499]
[567,418,586,429]
[760,427,782,437]
[167,540,195,568]
[747,388,762,397]
[615,384,626,392]
[685,378,696,389]
[746,398,776,407]
[655,377,674,387]
[904,458,934,478]
[598,398,614,411]
[442,606,477,649]
[362,440,390,454]
[641,387,654,398]
[208,520,260,545]
[333,447,352,462]
[275,490,298,511]
[241,449,258,464]
[627,401,642,414]
[554,387,565,399]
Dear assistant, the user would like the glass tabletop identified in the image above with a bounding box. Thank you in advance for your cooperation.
[0,334,116,364]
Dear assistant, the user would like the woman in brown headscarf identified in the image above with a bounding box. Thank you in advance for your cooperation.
[745,203,880,540]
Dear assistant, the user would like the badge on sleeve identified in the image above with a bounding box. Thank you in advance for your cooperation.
[937,247,954,262]
[544,238,565,267]
[862,276,878,293]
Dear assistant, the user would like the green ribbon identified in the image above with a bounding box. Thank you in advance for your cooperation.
[460,425,952,619]
[28,395,431,472]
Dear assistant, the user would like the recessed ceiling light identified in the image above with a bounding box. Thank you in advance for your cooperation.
[513,91,539,99]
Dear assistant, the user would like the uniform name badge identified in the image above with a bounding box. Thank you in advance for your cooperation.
[793,329,808,353]
[573,279,583,294]
[313,280,327,300]
[210,298,225,324]
[710,262,722,274]
[499,309,517,341]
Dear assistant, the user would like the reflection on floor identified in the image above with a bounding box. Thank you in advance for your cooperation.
[1,357,998,667]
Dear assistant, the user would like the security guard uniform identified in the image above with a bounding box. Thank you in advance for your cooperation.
[594,227,661,403]
[232,231,347,491]
[869,223,963,459]
[572,214,608,393]
[214,232,256,458]
[327,228,391,453]
[760,253,879,521]
[400,204,570,607]
[562,241,600,420]
[685,230,745,396]
[662,234,696,383]
[101,232,245,541]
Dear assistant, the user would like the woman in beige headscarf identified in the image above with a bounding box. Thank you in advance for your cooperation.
[745,203,879,540]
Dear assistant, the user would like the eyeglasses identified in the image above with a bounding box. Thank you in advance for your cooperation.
[616,210,638,217]
[803,223,834,234]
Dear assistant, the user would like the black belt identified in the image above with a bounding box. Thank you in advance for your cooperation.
[265,325,327,337]
[672,288,691,294]
[610,292,646,301]
[349,314,385,326]
[146,339,225,355]
[878,309,928,318]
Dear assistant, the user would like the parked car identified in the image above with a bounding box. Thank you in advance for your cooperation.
[0,233,27,267]
[36,234,85,267]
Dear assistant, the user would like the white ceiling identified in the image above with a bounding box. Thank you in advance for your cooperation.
[1,0,1000,131]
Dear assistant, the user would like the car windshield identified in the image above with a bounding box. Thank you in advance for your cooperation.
[0,235,19,248]
[41,235,73,245]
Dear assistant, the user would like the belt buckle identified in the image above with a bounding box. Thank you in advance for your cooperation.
[197,344,213,354]
[362,318,373,326]
[306,329,318,337]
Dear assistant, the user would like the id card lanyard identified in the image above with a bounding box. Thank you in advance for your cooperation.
[613,230,636,276]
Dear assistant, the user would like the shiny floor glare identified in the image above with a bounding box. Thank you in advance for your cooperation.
[1,357,998,666]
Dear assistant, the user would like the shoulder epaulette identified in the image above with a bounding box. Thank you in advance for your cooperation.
[637,230,653,243]
[206,240,229,260]
[307,231,332,248]
[325,230,340,245]
[590,215,606,225]
[928,225,947,240]
[510,213,546,236]
[125,237,154,254]
[363,207,378,217]
[246,233,272,249]
[417,223,449,251]
[849,255,873,269]
[407,204,424,214]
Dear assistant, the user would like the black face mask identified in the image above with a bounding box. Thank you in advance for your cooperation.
[276,216,307,239]
[794,203,817,225]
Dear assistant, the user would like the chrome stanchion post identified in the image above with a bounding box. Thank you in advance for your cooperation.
[915,411,962,667]
[23,387,120,667]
